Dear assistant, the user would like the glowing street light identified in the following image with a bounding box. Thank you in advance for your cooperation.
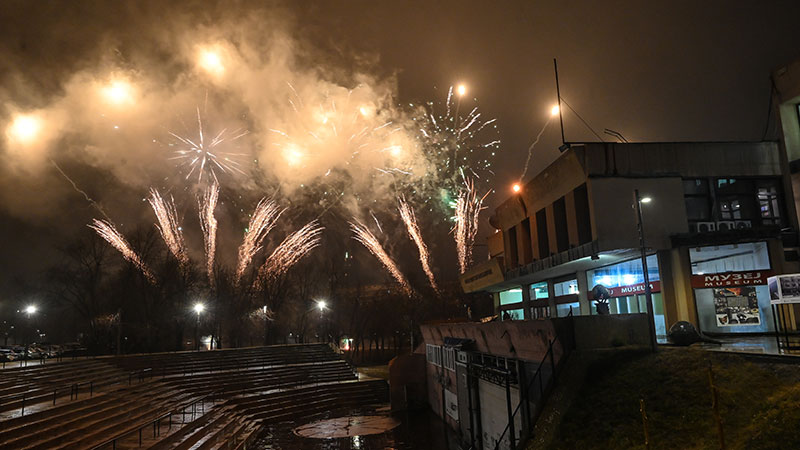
[7,114,41,144]
[512,183,521,193]
[457,84,466,97]
[640,196,652,204]
[25,305,37,316]
[193,302,205,351]
[316,300,327,312]
[551,104,560,116]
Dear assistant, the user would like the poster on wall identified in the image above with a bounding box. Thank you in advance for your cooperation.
[713,287,761,326]
[768,274,800,304]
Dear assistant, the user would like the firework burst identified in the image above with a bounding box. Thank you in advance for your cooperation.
[169,107,249,183]
[235,198,285,284]
[350,219,413,297]
[256,220,324,285]
[453,178,489,274]
[148,188,189,267]
[89,219,155,283]
[397,197,438,293]
[198,181,219,288]
[412,86,500,214]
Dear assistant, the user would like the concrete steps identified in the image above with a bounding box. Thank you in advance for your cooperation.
[0,344,386,449]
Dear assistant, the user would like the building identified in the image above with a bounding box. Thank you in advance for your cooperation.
[460,141,800,338]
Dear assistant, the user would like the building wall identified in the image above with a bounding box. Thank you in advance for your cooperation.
[589,176,688,252]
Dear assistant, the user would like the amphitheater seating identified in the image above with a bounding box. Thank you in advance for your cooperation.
[0,344,389,449]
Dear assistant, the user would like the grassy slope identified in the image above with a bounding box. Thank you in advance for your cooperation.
[544,348,800,450]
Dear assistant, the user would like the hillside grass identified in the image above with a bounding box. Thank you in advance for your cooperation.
[543,348,800,450]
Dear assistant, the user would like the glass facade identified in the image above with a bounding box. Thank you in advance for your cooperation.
[689,242,770,275]
[587,254,659,288]
[690,241,775,333]
[586,256,666,338]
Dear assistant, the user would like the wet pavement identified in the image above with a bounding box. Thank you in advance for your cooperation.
[254,404,460,450]
[695,334,800,356]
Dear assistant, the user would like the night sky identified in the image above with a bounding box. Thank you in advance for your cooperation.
[1,0,799,301]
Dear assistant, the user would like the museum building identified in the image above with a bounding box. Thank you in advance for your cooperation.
[459,141,800,338]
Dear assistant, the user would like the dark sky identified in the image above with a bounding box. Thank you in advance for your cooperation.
[1,0,799,298]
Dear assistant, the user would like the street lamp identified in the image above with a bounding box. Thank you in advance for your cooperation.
[24,305,37,318]
[316,300,327,312]
[193,302,205,351]
[634,189,657,352]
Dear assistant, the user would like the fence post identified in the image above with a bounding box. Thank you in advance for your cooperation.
[90,381,94,398]
[53,389,57,406]
[20,394,25,417]
[639,398,650,450]
[708,365,726,450]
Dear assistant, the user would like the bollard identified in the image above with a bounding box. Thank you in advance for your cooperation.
[708,365,726,450]
[640,398,650,450]
[53,389,57,406]
[21,394,25,417]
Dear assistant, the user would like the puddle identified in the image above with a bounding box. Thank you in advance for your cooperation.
[254,404,459,450]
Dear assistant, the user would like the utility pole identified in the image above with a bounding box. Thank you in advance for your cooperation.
[634,189,658,352]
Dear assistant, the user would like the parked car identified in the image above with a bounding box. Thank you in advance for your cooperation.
[0,348,18,362]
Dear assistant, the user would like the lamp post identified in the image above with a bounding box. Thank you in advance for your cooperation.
[193,302,205,351]
[634,190,658,352]
[262,305,268,346]
[22,305,37,362]
[316,300,327,343]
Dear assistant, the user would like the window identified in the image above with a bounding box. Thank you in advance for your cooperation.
[530,282,549,300]
[426,344,441,366]
[757,182,782,226]
[716,178,755,221]
[531,305,551,319]
[689,242,770,275]
[553,279,578,296]
[536,208,549,258]
[588,255,660,288]
[556,302,579,317]
[499,288,523,306]
[553,197,569,252]
[683,179,711,222]
[574,184,592,245]
[502,309,523,320]
[507,227,519,268]
[443,347,456,371]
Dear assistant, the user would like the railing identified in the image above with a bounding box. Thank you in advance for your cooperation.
[492,321,575,450]
[90,391,221,450]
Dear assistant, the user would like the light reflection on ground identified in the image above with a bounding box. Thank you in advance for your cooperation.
[294,415,401,439]
[255,404,459,450]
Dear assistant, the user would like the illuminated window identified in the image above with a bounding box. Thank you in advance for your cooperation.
[499,288,523,306]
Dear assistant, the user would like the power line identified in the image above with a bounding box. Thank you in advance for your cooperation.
[560,97,605,143]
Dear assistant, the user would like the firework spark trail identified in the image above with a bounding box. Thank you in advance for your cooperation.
[256,220,324,285]
[51,160,112,222]
[89,219,155,283]
[148,189,189,267]
[168,108,249,183]
[520,117,552,181]
[235,198,285,284]
[198,181,219,288]
[454,179,489,274]
[397,197,438,293]
[349,219,413,297]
